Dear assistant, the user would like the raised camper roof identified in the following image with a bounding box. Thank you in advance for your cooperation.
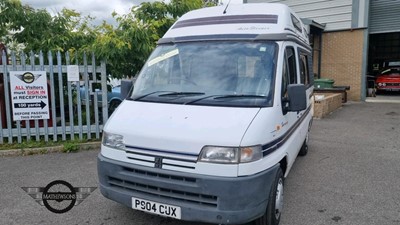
[160,3,309,46]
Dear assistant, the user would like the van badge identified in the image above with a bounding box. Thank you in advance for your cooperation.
[154,157,163,168]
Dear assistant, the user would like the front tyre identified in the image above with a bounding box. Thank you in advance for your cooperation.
[299,121,312,156]
[298,132,309,156]
[108,100,122,115]
[254,167,284,225]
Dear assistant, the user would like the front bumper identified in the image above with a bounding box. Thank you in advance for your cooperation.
[97,154,279,224]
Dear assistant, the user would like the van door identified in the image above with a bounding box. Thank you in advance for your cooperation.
[280,45,304,169]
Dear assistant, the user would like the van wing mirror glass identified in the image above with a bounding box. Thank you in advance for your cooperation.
[287,84,307,112]
[121,79,134,99]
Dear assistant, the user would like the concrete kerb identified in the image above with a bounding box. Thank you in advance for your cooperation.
[0,142,101,157]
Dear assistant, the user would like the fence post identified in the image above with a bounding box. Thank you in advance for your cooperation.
[57,51,66,141]
[29,51,40,141]
[11,51,22,143]
[83,52,91,140]
[66,52,74,140]
[92,53,100,139]
[47,51,57,142]
[39,51,50,142]
[101,60,108,125]
[0,50,5,144]
[74,55,83,140]
[2,50,13,143]
[20,52,31,141]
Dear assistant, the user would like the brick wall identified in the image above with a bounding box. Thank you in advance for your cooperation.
[320,29,365,101]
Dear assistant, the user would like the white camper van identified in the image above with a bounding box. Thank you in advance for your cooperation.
[98,3,313,225]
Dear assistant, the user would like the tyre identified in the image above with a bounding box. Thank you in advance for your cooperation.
[298,132,309,156]
[108,100,121,115]
[254,167,284,225]
[299,121,311,156]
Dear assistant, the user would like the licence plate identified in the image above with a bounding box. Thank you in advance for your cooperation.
[132,197,181,219]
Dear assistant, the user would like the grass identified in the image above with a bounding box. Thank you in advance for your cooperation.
[0,139,59,150]
[0,135,100,152]
[62,142,79,153]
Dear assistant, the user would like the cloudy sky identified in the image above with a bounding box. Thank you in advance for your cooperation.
[20,0,148,25]
[20,0,243,25]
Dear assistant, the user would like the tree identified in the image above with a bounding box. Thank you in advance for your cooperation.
[1,0,96,54]
[13,8,96,53]
[0,0,26,41]
[91,0,205,78]
[1,0,212,78]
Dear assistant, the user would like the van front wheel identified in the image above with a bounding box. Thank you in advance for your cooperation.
[254,167,284,225]
[298,132,309,156]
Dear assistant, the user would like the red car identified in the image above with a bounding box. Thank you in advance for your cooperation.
[376,67,400,92]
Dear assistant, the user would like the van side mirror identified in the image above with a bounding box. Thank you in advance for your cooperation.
[283,84,307,114]
[121,79,134,99]
[287,84,307,111]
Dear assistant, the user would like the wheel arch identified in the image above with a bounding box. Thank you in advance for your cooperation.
[279,156,288,177]
[108,98,122,104]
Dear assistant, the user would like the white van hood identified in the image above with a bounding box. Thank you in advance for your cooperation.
[105,101,260,156]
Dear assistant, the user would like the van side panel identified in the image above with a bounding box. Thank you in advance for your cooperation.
[238,41,312,177]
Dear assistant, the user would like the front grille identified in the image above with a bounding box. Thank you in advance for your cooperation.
[385,83,400,86]
[124,146,198,170]
[122,167,196,183]
[108,176,218,208]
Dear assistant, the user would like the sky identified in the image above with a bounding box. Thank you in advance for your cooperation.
[20,0,244,25]
[20,0,147,25]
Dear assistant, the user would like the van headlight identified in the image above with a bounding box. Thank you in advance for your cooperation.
[102,132,125,150]
[199,145,262,164]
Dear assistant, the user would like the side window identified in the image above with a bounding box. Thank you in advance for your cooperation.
[299,54,309,86]
[281,47,297,97]
[307,53,314,85]
[286,47,297,84]
[282,46,298,114]
[291,14,302,32]
[281,54,289,97]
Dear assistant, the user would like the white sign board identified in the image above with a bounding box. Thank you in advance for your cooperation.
[9,71,50,121]
[67,65,80,81]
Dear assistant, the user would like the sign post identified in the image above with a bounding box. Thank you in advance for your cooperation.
[9,71,50,121]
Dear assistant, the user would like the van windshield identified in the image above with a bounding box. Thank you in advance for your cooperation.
[130,41,277,107]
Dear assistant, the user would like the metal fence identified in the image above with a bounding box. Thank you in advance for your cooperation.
[0,51,108,144]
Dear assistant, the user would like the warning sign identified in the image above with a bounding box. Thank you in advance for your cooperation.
[9,71,50,121]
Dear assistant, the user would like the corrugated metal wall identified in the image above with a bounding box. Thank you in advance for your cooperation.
[370,0,400,34]
[246,0,353,31]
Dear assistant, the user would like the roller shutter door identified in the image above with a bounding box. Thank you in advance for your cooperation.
[370,0,400,34]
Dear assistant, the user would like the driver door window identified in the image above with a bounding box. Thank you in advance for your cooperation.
[281,46,297,114]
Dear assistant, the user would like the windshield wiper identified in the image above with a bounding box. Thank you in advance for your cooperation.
[185,94,267,105]
[131,91,173,101]
[158,92,205,97]
[213,94,267,99]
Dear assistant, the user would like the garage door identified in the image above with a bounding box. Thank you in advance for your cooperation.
[370,0,400,34]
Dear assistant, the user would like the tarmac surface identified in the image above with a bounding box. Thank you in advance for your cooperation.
[0,102,399,225]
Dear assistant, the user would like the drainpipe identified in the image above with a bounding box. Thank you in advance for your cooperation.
[318,31,322,79]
